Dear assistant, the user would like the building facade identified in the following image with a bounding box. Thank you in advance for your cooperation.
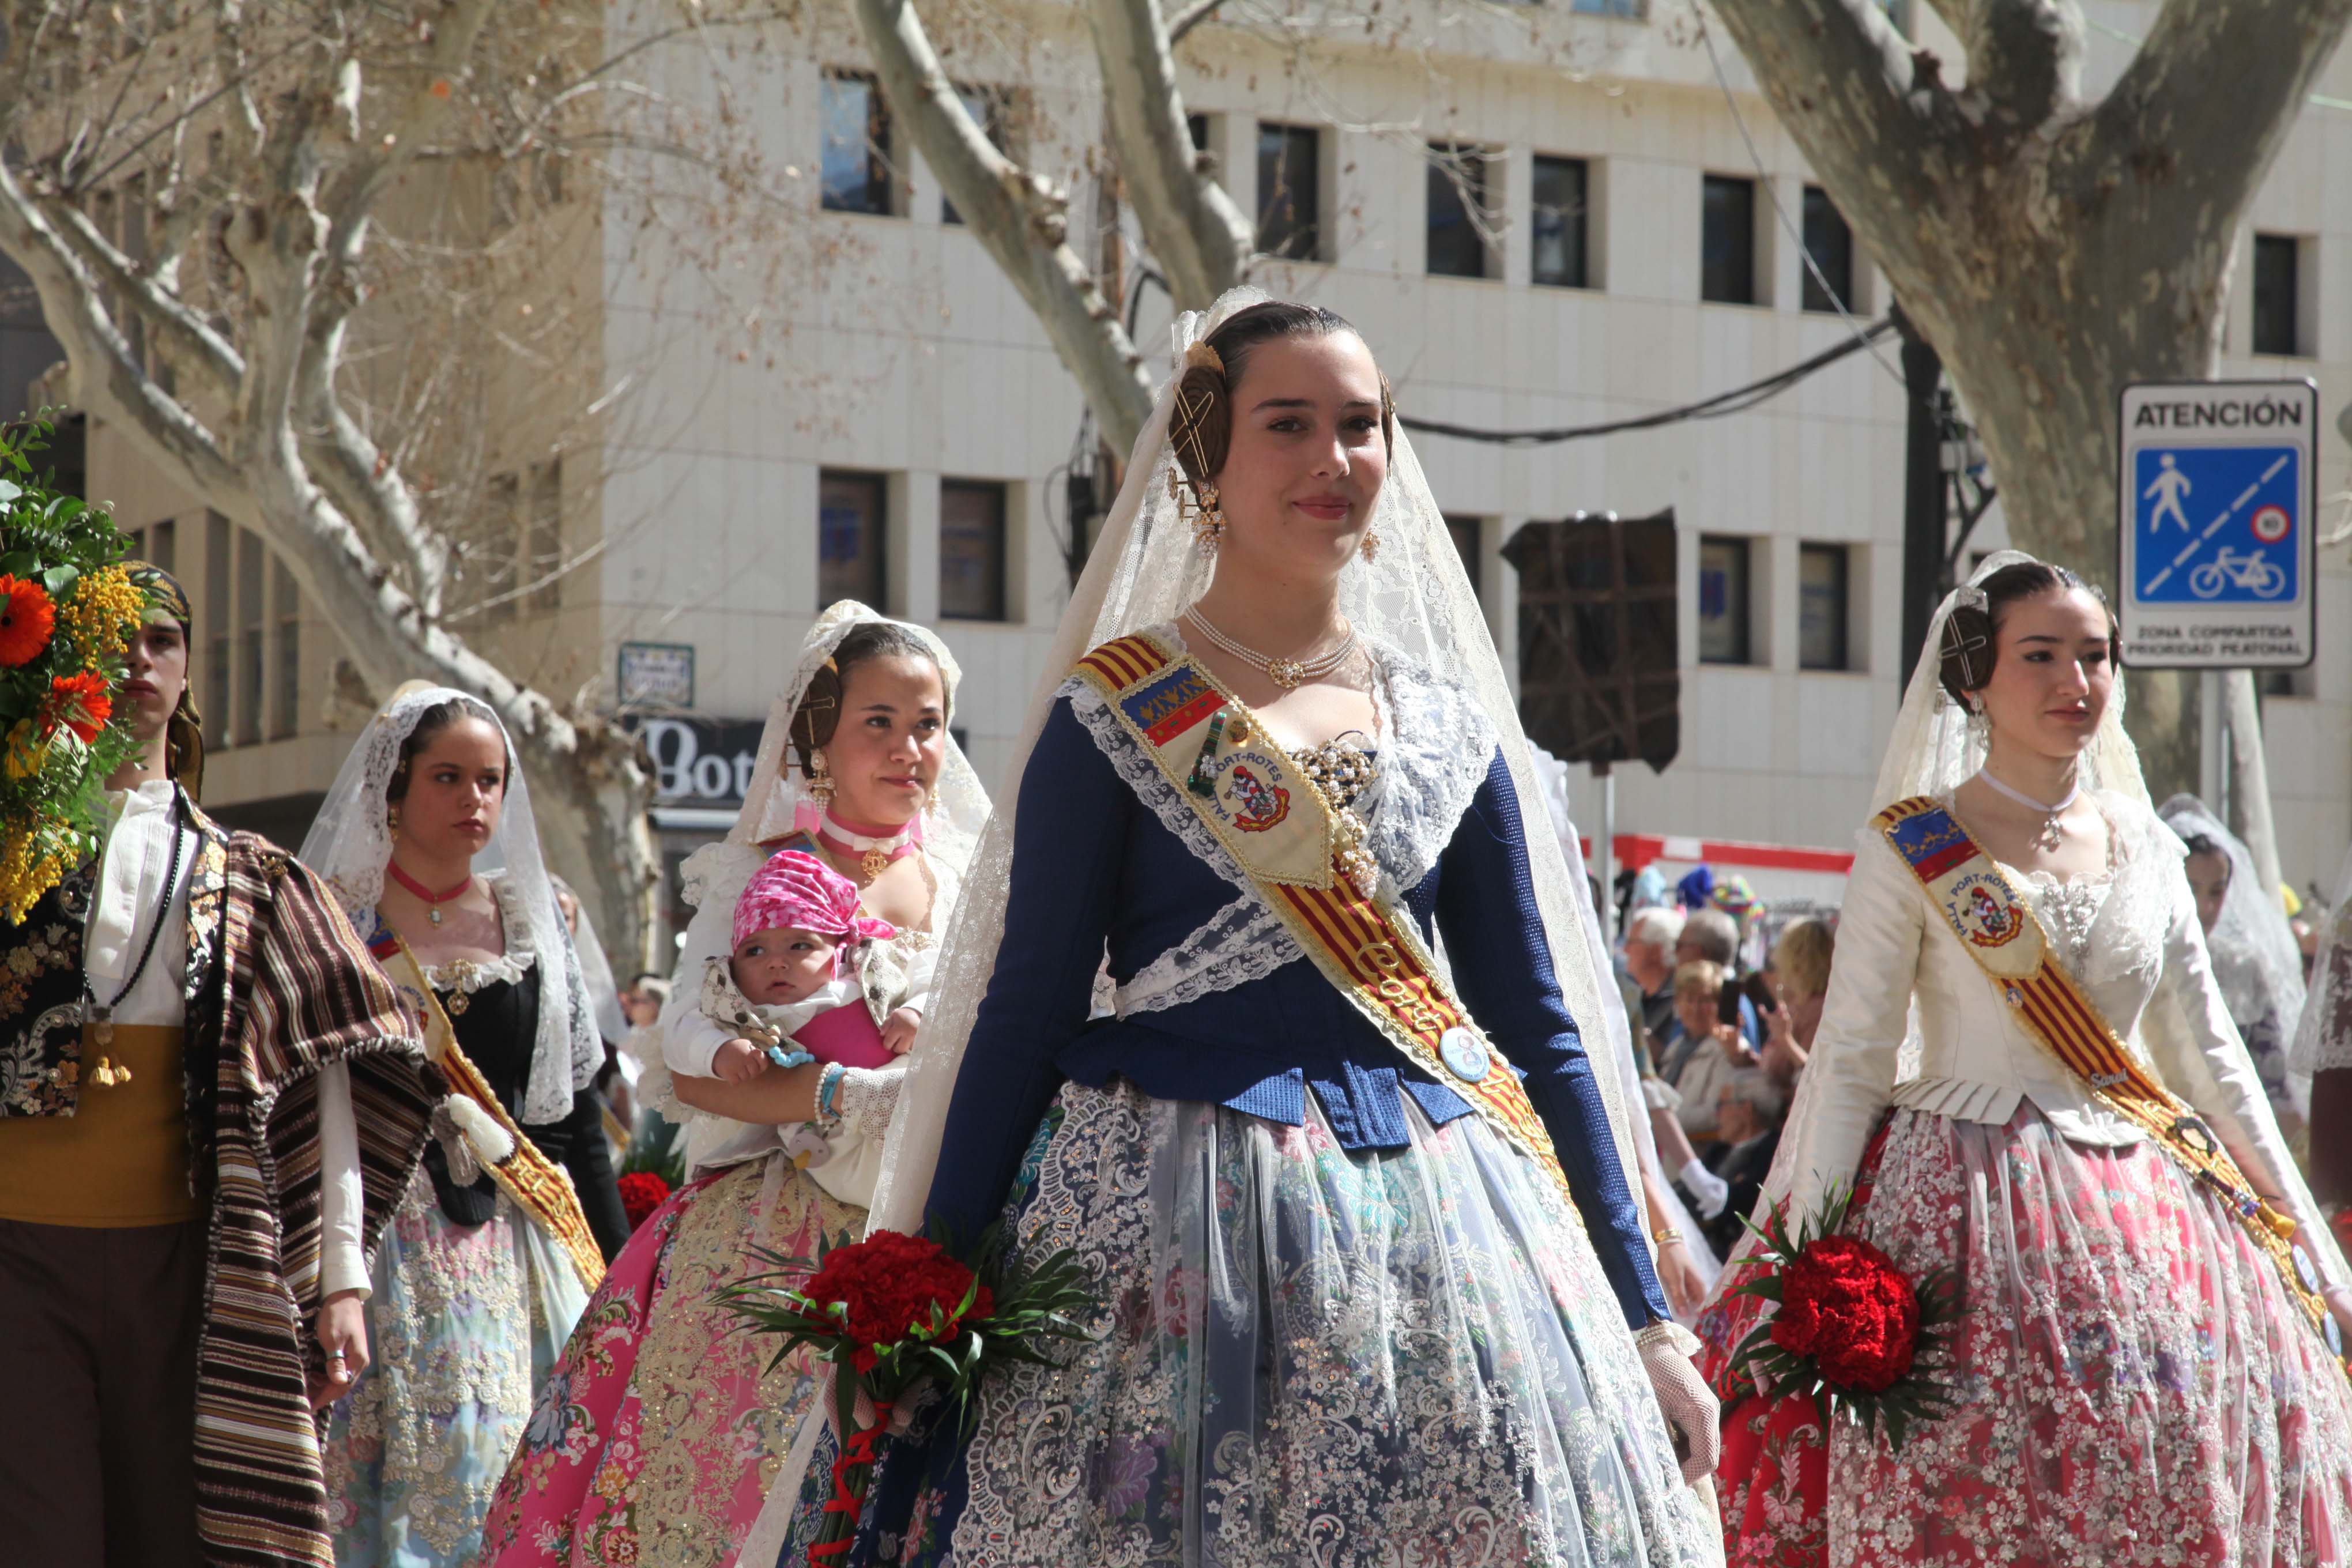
[72,0,2352,947]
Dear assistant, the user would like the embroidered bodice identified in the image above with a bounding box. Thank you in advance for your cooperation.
[1780,790,2321,1273]
[921,637,1672,1331]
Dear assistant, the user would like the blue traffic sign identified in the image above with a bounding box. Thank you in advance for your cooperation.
[2129,444,2299,604]
[2117,379,2316,670]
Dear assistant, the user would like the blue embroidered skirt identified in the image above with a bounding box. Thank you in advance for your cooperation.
[779,1076,1714,1567]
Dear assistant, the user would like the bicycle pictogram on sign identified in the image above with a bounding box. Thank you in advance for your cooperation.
[2130,445,2300,605]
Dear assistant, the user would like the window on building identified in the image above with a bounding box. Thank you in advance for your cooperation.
[1800,185,1855,314]
[1446,515,1483,602]
[2253,233,2302,356]
[146,517,175,574]
[1531,156,1590,289]
[527,458,562,612]
[271,557,299,739]
[1701,175,1758,305]
[1698,535,1752,665]
[1570,0,1643,13]
[1426,144,1492,280]
[1257,123,1320,261]
[940,479,1009,621]
[1188,114,1208,152]
[1798,544,1851,670]
[484,471,521,621]
[204,510,231,747]
[821,72,894,216]
[235,527,264,746]
[942,86,1007,225]
[819,469,888,609]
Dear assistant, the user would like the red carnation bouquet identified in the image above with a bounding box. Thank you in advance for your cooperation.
[1728,1184,1962,1450]
[616,1170,670,1231]
[721,1222,1093,1559]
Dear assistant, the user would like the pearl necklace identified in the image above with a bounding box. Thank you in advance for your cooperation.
[1183,608,1358,691]
[1974,769,2082,852]
[816,812,920,882]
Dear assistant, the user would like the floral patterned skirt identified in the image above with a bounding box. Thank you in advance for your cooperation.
[476,1154,860,1568]
[1697,1105,2352,1567]
[324,1169,591,1568]
[771,1076,1716,1568]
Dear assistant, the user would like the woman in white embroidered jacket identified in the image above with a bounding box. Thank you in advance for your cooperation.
[747,295,1720,1568]
[1698,553,2352,1567]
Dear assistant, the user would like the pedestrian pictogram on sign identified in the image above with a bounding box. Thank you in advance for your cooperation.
[2117,380,2316,669]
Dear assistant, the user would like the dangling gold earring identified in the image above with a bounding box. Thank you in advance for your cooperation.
[924,783,940,815]
[1172,470,1223,553]
[386,800,401,835]
[807,749,835,805]
[1359,530,1381,563]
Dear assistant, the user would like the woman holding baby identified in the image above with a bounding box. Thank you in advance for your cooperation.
[474,602,990,1568]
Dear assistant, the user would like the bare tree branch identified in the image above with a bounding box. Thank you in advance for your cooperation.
[2084,0,2352,235]
[850,0,1155,447]
[1165,0,1227,47]
[1085,0,1252,311]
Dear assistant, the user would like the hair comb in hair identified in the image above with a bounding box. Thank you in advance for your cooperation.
[1184,340,1226,376]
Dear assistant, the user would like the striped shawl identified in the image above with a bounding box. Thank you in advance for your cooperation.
[187,811,435,1566]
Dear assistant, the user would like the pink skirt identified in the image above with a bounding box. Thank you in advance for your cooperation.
[475,1156,860,1568]
[1698,1105,2352,1567]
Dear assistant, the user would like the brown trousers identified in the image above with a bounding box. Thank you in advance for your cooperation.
[0,1218,205,1568]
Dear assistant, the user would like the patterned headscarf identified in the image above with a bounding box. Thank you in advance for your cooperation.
[733,850,896,960]
[124,560,205,800]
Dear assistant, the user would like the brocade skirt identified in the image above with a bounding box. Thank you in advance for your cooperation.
[774,1075,1716,1568]
[1697,1105,2352,1567]
[323,1167,590,1568]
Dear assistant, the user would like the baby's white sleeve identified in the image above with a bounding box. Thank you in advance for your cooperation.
[665,1005,732,1079]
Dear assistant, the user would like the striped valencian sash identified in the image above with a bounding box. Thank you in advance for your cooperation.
[1075,631,1581,1214]
[1876,796,2347,1371]
[380,936,606,1292]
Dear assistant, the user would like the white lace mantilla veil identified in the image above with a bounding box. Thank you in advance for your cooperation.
[299,683,602,1125]
[2294,843,2352,1076]
[865,287,1648,1239]
[634,601,992,1113]
[1703,549,2351,1312]
[2157,792,2310,1113]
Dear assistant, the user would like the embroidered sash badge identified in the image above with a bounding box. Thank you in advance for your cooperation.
[1076,632,1584,1218]
[1876,796,2348,1380]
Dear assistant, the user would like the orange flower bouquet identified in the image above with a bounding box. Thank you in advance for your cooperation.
[0,419,152,922]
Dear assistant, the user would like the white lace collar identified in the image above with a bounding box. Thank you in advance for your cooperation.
[417,871,541,992]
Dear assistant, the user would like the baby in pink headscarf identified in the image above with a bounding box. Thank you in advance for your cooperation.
[699,850,903,1085]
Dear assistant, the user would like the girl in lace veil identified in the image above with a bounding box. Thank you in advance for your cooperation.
[478,604,990,1568]
[747,293,1720,1568]
[1698,551,2352,1565]
[304,685,625,1567]
[2158,791,2309,1136]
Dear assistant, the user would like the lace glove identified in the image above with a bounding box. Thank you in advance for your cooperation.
[824,1061,908,1141]
[1679,1156,1729,1220]
[1637,1320,1721,1485]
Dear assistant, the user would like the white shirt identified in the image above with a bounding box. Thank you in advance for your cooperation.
[90,781,369,1298]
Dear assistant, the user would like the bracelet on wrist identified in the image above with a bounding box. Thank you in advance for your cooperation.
[817,1062,846,1119]
[1651,1226,1685,1247]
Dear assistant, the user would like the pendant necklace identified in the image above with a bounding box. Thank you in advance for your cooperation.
[387,860,473,926]
[1974,769,2082,852]
[816,812,919,883]
[84,793,187,1085]
[1183,608,1358,691]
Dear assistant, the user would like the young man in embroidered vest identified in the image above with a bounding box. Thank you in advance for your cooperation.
[0,563,435,1568]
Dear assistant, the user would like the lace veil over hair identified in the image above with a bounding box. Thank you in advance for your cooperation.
[868,288,1649,1233]
[299,683,602,1125]
[2157,793,2310,1112]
